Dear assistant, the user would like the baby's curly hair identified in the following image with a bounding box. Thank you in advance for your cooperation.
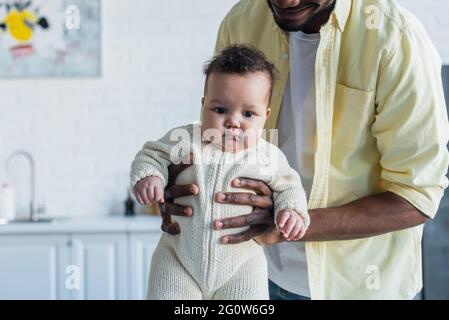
[203,44,278,99]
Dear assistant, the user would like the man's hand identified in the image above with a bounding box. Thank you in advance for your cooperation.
[159,154,199,234]
[213,177,280,245]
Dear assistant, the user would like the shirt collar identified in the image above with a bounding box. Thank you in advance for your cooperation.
[332,0,351,33]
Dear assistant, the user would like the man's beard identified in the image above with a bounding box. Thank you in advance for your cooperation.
[267,0,336,32]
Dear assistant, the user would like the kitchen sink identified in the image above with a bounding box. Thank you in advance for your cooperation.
[11,217,58,223]
[0,217,64,224]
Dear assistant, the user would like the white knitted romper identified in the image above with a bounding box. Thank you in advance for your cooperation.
[130,123,309,300]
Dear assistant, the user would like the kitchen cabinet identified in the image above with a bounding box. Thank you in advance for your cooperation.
[70,233,128,300]
[0,216,161,300]
[0,235,70,300]
[129,232,160,300]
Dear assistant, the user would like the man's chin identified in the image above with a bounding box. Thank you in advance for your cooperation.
[275,21,307,32]
[273,15,315,32]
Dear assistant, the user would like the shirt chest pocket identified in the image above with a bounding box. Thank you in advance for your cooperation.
[332,83,376,149]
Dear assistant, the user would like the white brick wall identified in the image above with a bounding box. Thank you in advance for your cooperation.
[0,0,238,218]
[0,0,448,218]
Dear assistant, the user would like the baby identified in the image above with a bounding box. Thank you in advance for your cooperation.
[130,45,309,300]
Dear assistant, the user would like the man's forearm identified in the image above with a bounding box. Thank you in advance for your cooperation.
[300,191,429,242]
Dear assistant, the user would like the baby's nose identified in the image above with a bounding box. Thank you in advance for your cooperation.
[224,116,241,129]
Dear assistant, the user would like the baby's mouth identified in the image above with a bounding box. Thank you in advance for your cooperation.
[224,134,240,140]
[223,133,243,142]
[223,129,243,140]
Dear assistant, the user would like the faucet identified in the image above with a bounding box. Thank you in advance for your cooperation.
[5,150,38,222]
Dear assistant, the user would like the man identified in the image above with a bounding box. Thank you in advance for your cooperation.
[157,0,449,299]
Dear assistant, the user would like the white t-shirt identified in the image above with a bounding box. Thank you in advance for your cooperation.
[264,30,320,297]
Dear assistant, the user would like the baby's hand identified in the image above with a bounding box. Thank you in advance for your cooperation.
[276,209,306,241]
[134,176,165,205]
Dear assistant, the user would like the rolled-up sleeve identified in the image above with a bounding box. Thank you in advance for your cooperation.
[371,22,449,219]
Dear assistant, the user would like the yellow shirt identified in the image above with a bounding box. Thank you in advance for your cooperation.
[214,0,449,299]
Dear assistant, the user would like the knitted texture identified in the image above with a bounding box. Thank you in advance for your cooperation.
[148,234,268,300]
[131,123,309,299]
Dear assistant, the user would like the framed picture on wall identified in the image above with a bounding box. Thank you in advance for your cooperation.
[0,0,101,77]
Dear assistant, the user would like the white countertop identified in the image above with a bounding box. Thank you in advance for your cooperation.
[0,215,162,234]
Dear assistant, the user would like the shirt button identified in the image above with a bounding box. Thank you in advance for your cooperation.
[281,53,289,60]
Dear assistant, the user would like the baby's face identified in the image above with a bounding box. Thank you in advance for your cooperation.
[201,71,271,152]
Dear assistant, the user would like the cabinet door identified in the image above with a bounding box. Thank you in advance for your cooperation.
[71,233,127,300]
[129,232,161,300]
[0,234,70,300]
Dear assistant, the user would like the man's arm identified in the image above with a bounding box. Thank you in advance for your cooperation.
[215,189,428,245]
[298,191,427,242]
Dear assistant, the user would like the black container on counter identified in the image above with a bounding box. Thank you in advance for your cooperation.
[125,190,135,216]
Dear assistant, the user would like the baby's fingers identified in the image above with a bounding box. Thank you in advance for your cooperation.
[135,193,144,205]
[155,185,165,203]
[292,219,306,241]
[293,226,307,241]
[139,188,150,204]
[288,221,303,241]
[282,216,296,238]
[146,185,155,203]
[276,210,290,228]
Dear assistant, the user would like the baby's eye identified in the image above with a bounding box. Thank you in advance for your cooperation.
[214,107,226,114]
[243,111,255,118]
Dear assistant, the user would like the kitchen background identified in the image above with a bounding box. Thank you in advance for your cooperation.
[0,0,448,299]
